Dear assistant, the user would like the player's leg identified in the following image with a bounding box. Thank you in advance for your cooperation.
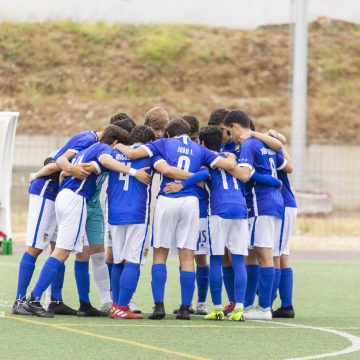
[195,254,209,315]
[222,249,235,315]
[75,245,107,317]
[13,195,55,315]
[47,238,77,315]
[149,196,175,320]
[113,224,146,319]
[205,215,225,321]
[273,207,297,318]
[244,217,260,310]
[149,247,169,319]
[176,196,199,320]
[87,207,112,312]
[271,216,284,308]
[245,216,277,320]
[227,219,249,321]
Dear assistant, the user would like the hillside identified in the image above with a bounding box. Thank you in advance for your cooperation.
[0,19,359,143]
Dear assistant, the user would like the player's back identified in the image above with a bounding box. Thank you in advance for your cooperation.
[206,156,247,219]
[107,147,153,225]
[277,170,297,208]
[61,143,110,201]
[29,176,59,201]
[144,135,218,198]
[239,137,284,218]
[54,130,98,160]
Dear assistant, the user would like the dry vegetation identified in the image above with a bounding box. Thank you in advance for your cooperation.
[0,18,359,142]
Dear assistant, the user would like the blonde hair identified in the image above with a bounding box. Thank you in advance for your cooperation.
[144,107,169,129]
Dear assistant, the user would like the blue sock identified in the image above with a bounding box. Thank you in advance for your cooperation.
[244,264,260,308]
[16,252,37,300]
[51,263,65,301]
[196,265,209,303]
[258,267,275,309]
[74,260,90,304]
[111,263,124,305]
[107,263,113,286]
[210,255,223,306]
[231,255,247,305]
[279,268,293,307]
[151,264,167,303]
[271,268,282,306]
[32,257,63,301]
[222,265,235,303]
[118,263,140,307]
[180,270,195,306]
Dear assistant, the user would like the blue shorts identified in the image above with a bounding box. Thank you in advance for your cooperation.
[86,202,104,245]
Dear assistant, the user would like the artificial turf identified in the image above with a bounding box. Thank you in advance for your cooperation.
[1,254,359,359]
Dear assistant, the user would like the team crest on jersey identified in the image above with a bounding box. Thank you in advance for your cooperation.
[235,144,241,153]
[43,233,48,243]
[81,234,86,244]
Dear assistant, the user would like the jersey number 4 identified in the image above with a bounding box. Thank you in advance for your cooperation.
[119,162,131,190]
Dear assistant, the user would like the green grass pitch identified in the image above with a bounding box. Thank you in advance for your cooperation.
[1,255,360,359]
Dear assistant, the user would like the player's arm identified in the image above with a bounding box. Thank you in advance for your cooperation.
[212,156,236,171]
[56,150,91,180]
[267,129,287,145]
[29,162,61,183]
[114,143,149,160]
[278,147,294,173]
[100,155,151,185]
[59,171,71,186]
[250,171,282,187]
[164,168,210,194]
[228,165,252,183]
[250,131,283,152]
[154,160,193,180]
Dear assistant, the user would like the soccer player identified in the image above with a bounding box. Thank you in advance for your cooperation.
[115,118,236,320]
[224,110,288,320]
[110,112,137,128]
[12,129,103,315]
[12,156,77,315]
[23,126,151,317]
[144,107,169,139]
[266,130,297,318]
[208,108,240,314]
[165,126,282,321]
[181,114,210,316]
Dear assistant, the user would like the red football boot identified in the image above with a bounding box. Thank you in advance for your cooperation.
[113,305,143,319]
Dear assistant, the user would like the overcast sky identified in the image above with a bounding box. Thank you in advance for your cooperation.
[0,0,359,28]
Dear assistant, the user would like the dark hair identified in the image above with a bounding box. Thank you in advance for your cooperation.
[110,112,136,127]
[164,118,191,138]
[101,125,130,145]
[183,115,199,136]
[199,126,223,152]
[130,125,155,144]
[43,157,61,182]
[208,108,229,126]
[224,110,251,129]
[112,119,136,133]
[249,118,256,131]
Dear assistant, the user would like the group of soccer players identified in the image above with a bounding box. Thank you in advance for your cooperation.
[12,106,297,321]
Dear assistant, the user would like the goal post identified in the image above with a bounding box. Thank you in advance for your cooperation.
[0,112,19,254]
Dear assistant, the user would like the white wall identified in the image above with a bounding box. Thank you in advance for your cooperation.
[1,0,359,28]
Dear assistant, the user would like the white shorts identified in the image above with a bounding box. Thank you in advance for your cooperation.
[208,215,249,256]
[55,189,88,253]
[248,215,282,251]
[110,223,149,264]
[152,195,199,250]
[26,194,57,250]
[195,218,209,255]
[276,207,297,256]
